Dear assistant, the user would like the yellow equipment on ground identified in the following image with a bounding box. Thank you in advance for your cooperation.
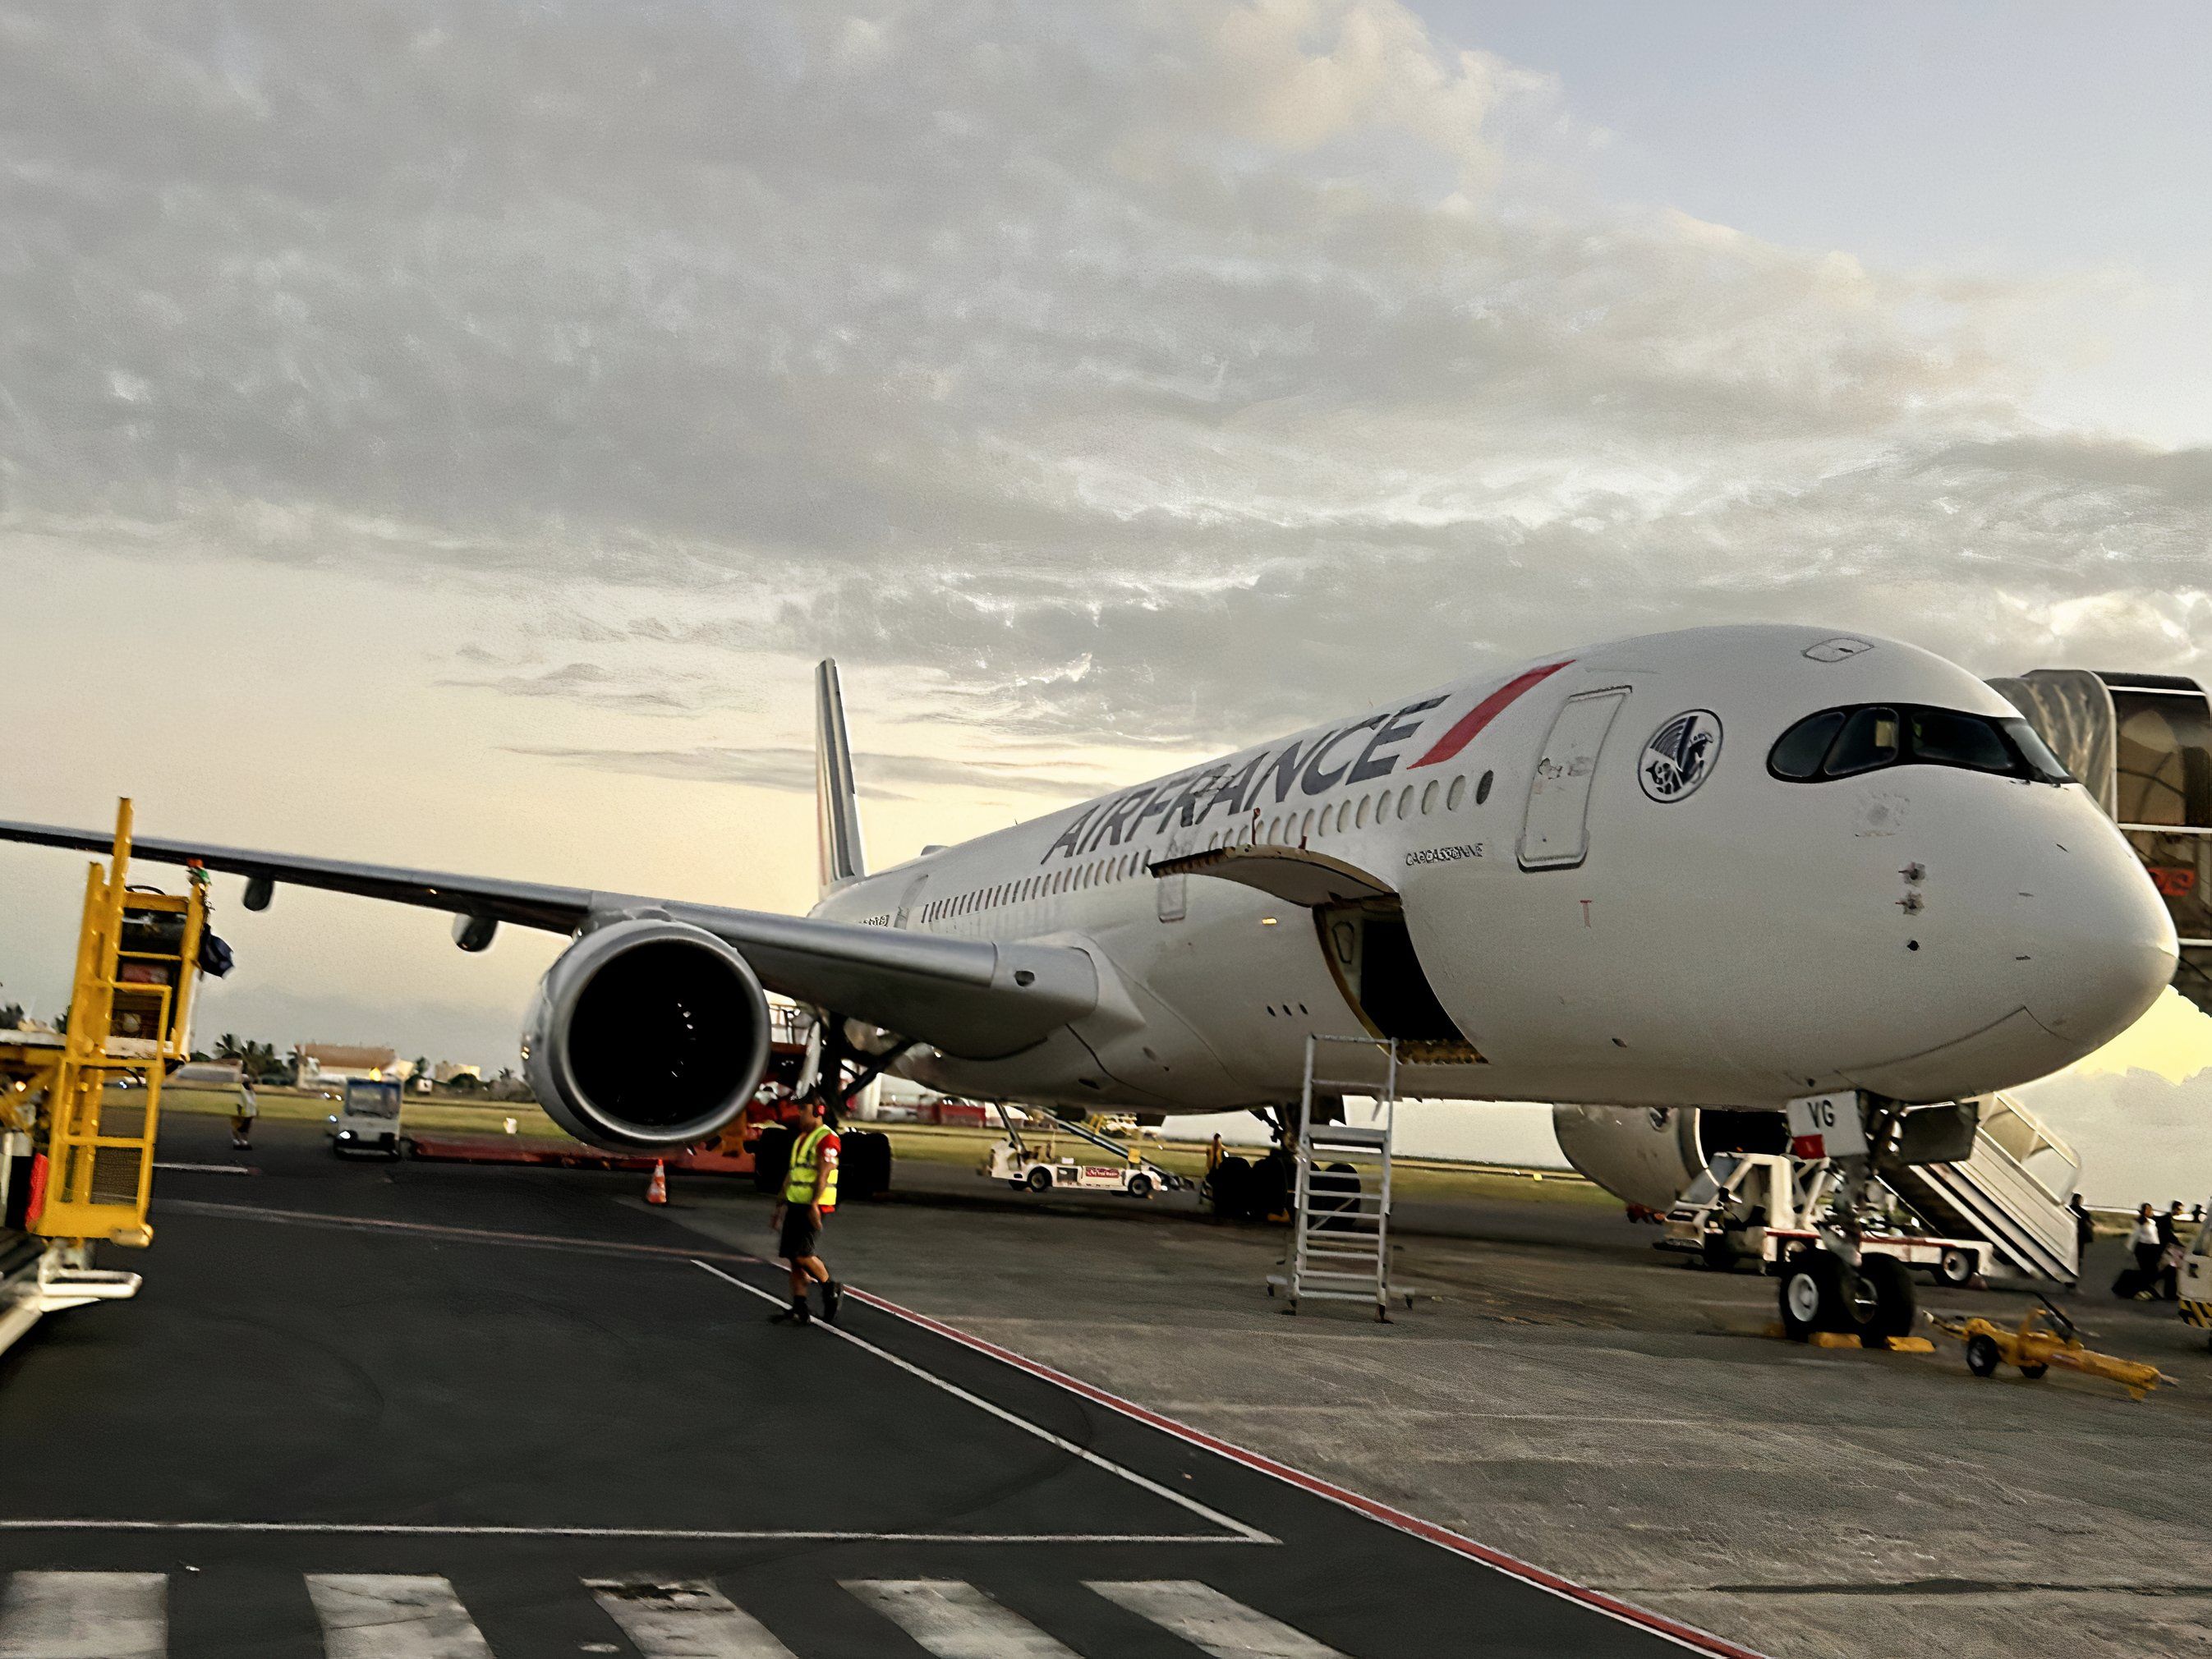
[1931,1301,2175,1400]
[1,800,207,1354]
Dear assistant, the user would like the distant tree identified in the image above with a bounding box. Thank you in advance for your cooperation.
[214,1032,244,1060]
[445,1071,484,1094]
[0,1002,23,1031]
[412,1055,430,1085]
[53,1005,69,1036]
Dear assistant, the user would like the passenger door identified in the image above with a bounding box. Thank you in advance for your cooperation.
[1519,688,1630,871]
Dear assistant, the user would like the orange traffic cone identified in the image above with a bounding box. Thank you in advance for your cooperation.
[646,1160,669,1206]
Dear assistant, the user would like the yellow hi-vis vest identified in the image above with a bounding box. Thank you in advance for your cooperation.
[783,1125,839,1210]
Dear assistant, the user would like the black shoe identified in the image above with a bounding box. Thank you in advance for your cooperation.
[770,1300,812,1325]
[822,1280,844,1324]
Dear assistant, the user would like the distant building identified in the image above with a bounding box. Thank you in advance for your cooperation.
[295,1043,399,1090]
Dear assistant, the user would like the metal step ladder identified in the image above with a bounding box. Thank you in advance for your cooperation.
[1267,1034,1401,1321]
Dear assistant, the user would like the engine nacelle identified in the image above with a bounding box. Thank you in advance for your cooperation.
[1551,1104,1788,1211]
[523,917,772,1152]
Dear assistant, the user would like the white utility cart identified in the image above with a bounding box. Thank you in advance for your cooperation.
[984,1104,1180,1198]
[1664,1150,1990,1289]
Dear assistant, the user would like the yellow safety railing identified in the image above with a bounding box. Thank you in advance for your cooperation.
[22,799,205,1247]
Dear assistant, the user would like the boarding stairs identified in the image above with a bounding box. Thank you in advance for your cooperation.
[1879,1093,2082,1284]
[1267,1035,1400,1320]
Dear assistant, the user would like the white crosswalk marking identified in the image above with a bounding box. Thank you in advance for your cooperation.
[587,1579,798,1658]
[306,1574,494,1659]
[1088,1581,1346,1658]
[844,1579,1078,1658]
[0,1573,165,1659]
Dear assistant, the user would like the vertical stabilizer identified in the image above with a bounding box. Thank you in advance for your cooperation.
[815,658,867,893]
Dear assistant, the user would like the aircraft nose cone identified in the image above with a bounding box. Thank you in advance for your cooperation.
[2017,832,2178,1056]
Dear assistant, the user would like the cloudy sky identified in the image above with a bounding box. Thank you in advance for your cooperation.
[2,2,2208,1192]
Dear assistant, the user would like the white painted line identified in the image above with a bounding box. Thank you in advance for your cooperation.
[0,1520,1244,1545]
[690,1259,1271,1546]
[1089,1579,1344,1658]
[589,1579,798,1659]
[845,1580,1078,1658]
[842,1284,1769,1659]
[151,1161,251,1175]
[306,1575,494,1659]
[0,1571,165,1659]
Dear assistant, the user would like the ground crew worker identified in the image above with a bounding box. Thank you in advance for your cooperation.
[230,1071,258,1151]
[770,1098,843,1325]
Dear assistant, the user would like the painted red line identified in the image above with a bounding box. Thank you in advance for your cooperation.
[844,1284,1768,1659]
[1410,660,1574,768]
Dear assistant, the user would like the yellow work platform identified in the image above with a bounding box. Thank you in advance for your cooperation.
[1,800,208,1354]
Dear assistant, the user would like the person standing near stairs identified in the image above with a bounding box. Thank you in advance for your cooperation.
[770,1098,844,1325]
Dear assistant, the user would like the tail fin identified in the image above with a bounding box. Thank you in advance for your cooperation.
[815,658,867,893]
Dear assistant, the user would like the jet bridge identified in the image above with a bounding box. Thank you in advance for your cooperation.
[1993,668,2212,1013]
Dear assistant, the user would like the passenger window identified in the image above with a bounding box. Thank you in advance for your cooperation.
[1475,770,1493,804]
[1397,785,1413,819]
[1354,797,1368,829]
[1824,707,1900,776]
[1769,710,1846,779]
[1300,808,1314,841]
[1421,780,1438,815]
[1446,774,1466,811]
[1910,709,2014,774]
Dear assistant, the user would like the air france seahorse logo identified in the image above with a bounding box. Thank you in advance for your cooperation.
[1640,710,1722,802]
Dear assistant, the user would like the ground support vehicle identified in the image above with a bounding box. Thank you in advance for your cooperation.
[2180,1201,2212,1349]
[0,800,205,1358]
[984,1104,1179,1198]
[1665,1151,1991,1286]
[330,1077,404,1157]
[1932,1302,2174,1399]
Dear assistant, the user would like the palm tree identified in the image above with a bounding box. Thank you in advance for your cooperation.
[214,1032,244,1061]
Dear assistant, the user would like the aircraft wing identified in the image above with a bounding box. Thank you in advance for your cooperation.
[0,818,1095,1059]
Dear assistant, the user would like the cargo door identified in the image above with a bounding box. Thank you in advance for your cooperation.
[1519,687,1630,871]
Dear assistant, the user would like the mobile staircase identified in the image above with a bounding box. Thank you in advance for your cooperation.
[1267,1034,1404,1320]
[1,800,206,1356]
[1879,1093,2082,1284]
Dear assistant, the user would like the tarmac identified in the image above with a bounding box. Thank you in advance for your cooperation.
[4,1118,2210,1658]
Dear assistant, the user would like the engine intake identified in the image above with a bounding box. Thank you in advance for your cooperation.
[523,917,771,1151]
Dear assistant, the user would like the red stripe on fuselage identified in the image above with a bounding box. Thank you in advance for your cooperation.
[1410,660,1574,768]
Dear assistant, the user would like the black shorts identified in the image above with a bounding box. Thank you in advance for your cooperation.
[779,1207,822,1263]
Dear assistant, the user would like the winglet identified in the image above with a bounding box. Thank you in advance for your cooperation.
[815,659,867,893]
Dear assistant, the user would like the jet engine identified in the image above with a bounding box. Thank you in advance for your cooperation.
[1550,1104,1787,1211]
[522,917,772,1151]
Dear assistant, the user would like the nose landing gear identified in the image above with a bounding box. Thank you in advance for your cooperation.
[1778,1248,1917,1344]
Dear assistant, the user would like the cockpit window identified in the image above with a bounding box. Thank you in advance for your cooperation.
[1769,704,2072,785]
[1824,707,1900,776]
[2003,719,2075,785]
[1768,710,1843,779]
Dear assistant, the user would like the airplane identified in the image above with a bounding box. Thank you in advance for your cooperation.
[0,622,2180,1336]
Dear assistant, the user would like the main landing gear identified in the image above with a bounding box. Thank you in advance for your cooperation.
[1777,1248,1916,1344]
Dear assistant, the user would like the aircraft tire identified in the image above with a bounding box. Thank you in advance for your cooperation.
[1779,1249,1848,1340]
[1857,1254,1917,1342]
[1207,1156,1253,1220]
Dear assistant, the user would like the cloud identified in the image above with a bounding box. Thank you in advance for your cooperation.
[509,742,1120,800]
[0,0,2204,759]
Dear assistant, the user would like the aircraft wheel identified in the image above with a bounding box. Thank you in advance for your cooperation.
[1779,1251,1845,1340]
[1025,1166,1053,1193]
[1207,1156,1253,1220]
[1858,1255,1918,1343]
[1937,1248,1976,1289]
[1966,1333,2003,1376]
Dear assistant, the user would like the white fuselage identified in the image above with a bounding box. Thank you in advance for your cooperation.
[812,625,2176,1116]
